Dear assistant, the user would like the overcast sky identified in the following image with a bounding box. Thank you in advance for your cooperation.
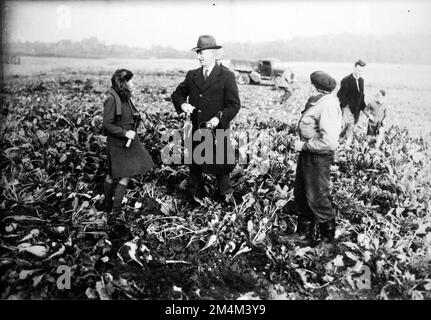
[4,0,431,50]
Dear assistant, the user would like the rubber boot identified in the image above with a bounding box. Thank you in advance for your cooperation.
[315,219,336,254]
[110,183,127,222]
[279,217,314,246]
[103,180,114,212]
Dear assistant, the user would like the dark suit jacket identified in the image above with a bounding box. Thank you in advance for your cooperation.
[171,64,241,129]
[337,73,366,123]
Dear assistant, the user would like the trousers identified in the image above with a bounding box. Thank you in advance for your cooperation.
[190,164,233,197]
[294,151,335,224]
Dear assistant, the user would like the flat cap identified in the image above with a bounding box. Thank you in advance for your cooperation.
[310,71,337,92]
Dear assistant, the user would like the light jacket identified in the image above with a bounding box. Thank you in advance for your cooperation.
[278,69,295,88]
[298,93,342,153]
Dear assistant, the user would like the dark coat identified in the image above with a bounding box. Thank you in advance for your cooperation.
[171,64,240,129]
[102,94,154,179]
[171,64,241,174]
[337,73,366,123]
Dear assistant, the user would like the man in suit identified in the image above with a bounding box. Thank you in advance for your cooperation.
[337,60,370,146]
[171,35,241,202]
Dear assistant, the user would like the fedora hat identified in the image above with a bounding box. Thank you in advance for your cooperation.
[192,35,222,51]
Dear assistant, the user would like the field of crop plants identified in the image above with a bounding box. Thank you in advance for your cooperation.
[1,58,431,300]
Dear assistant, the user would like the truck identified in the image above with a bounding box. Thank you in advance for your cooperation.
[229,58,292,88]
[2,55,21,65]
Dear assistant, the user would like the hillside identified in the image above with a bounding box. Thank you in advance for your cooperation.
[3,33,431,65]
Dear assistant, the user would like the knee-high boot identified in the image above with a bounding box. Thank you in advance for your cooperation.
[315,219,336,254]
[103,180,114,212]
[112,183,128,215]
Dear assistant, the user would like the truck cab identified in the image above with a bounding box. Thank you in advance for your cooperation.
[230,58,288,87]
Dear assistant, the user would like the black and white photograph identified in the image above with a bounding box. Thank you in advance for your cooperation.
[1,0,431,307]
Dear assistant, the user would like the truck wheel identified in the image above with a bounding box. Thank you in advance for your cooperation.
[237,73,250,85]
[273,75,282,89]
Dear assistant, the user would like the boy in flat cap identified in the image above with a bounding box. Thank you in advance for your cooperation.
[338,60,367,147]
[280,71,342,254]
[171,35,241,202]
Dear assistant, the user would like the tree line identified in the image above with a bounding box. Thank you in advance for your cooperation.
[4,34,431,64]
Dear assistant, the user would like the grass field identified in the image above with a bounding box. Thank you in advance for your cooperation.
[4,56,431,137]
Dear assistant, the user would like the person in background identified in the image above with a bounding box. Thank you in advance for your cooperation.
[102,69,154,221]
[171,35,241,202]
[363,89,388,149]
[279,68,296,104]
[280,71,342,254]
[338,60,367,146]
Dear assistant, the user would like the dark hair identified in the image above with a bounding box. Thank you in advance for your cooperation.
[379,89,386,96]
[111,69,134,101]
[355,60,366,67]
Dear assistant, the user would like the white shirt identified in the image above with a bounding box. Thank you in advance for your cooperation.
[203,63,215,79]
[353,74,360,91]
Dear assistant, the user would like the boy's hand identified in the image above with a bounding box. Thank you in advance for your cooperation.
[294,140,305,152]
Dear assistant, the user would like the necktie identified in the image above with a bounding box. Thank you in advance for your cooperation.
[204,69,209,81]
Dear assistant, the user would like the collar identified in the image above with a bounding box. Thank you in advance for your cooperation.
[352,73,360,80]
[107,87,122,116]
[203,62,216,76]
[302,93,331,114]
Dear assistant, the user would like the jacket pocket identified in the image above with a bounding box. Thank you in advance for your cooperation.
[300,117,316,139]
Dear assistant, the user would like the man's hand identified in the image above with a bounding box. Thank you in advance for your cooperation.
[206,117,220,129]
[125,130,136,140]
[181,103,195,114]
[368,114,375,122]
[294,140,305,152]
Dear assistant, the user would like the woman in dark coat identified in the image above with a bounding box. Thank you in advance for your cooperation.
[102,69,154,217]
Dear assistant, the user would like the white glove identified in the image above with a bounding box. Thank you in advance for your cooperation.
[181,103,195,114]
[207,117,220,129]
[125,130,136,140]
[294,140,305,152]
